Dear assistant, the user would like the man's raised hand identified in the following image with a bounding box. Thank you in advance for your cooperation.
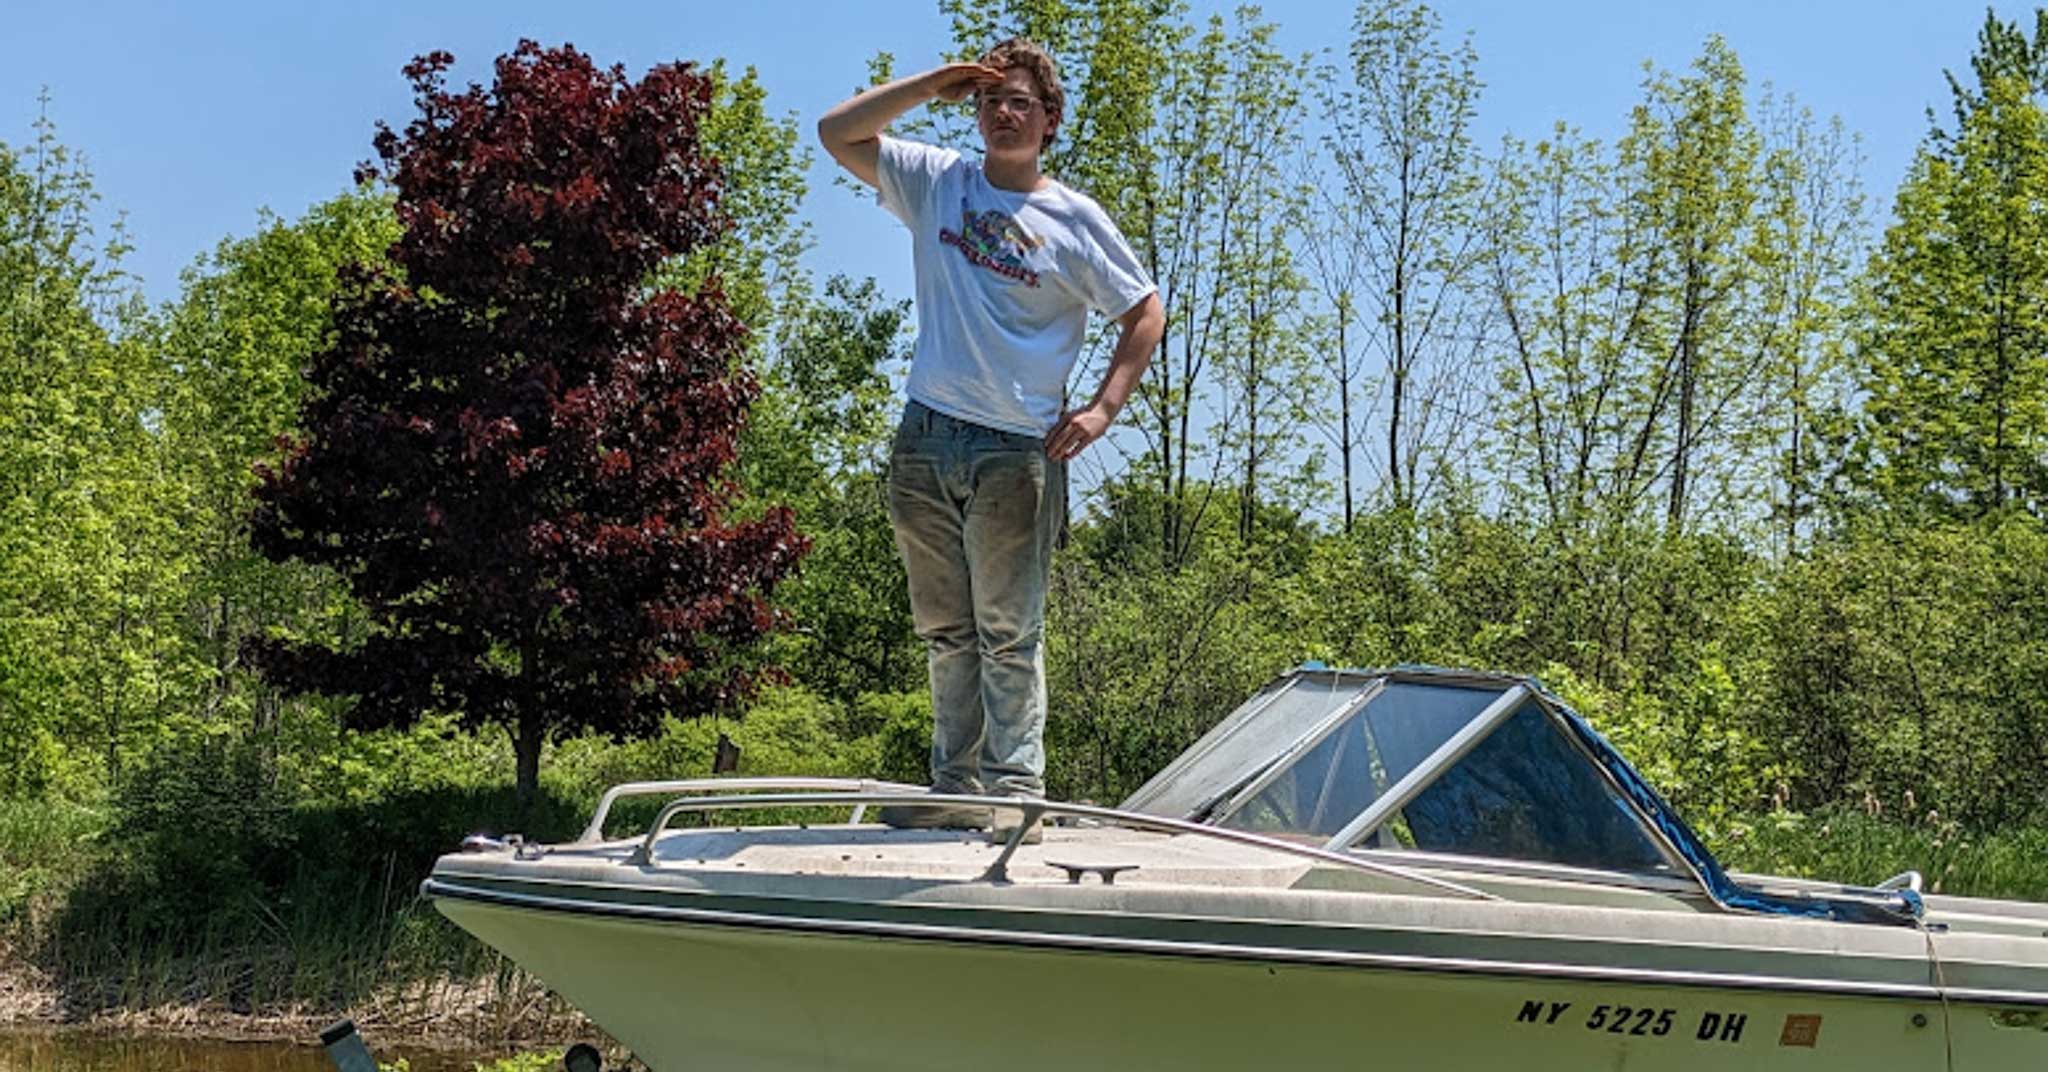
[930,63,1005,103]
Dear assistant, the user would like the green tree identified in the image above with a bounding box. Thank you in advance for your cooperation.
[0,99,183,795]
[1482,40,1856,686]
[1621,38,1770,533]
[1855,42,2048,516]
[660,61,814,346]
[157,191,398,731]
[1750,98,1864,554]
[1311,0,1487,515]
[742,276,921,701]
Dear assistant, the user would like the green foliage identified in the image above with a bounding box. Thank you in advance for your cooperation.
[1853,65,2048,516]
[0,797,105,924]
[0,99,185,798]
[1720,808,2048,901]
[468,1050,563,1072]
[658,60,813,343]
[28,680,921,1013]
[741,277,920,702]
[853,690,940,786]
[1545,661,1784,838]
[1048,498,1320,801]
[157,189,397,734]
[1754,514,2048,823]
[1487,35,1862,547]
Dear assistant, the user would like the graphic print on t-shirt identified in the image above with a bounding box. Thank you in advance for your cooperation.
[938,198,1043,287]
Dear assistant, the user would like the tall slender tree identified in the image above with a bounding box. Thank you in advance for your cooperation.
[0,99,181,793]
[1749,98,1863,554]
[1318,0,1487,513]
[1621,38,1769,533]
[1849,10,2048,520]
[160,192,398,731]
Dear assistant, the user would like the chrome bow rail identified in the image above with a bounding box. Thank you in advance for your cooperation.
[573,777,1495,899]
[576,776,928,844]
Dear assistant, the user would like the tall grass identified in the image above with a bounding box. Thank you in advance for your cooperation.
[1716,809,2048,901]
[1,687,903,1040]
[0,798,106,925]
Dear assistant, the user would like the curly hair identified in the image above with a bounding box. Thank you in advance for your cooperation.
[977,37,1064,151]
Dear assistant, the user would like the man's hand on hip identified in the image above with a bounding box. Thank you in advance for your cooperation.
[1046,404,1112,461]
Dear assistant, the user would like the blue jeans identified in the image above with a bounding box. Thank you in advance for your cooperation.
[886,401,1063,798]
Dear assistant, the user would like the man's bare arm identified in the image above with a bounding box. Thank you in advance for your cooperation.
[1046,292,1166,461]
[817,64,1003,187]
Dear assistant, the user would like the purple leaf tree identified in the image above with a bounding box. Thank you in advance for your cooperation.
[249,42,806,810]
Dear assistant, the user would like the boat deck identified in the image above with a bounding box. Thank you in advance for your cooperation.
[634,822,1312,886]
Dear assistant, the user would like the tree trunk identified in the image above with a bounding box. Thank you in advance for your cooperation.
[1786,348,1803,556]
[1339,309,1354,533]
[514,706,544,818]
[1241,294,1261,544]
[1668,265,1703,532]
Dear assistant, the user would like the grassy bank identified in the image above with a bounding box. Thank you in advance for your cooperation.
[0,687,930,1045]
[0,789,586,1047]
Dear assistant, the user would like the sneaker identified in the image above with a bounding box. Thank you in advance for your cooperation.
[987,808,1045,845]
[877,798,988,830]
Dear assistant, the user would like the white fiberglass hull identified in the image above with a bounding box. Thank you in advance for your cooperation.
[434,891,2043,1072]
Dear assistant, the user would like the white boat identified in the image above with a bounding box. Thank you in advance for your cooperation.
[424,666,2048,1070]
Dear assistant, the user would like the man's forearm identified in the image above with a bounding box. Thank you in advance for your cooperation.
[817,72,941,149]
[1088,296,1165,418]
[818,64,999,186]
[1044,295,1164,461]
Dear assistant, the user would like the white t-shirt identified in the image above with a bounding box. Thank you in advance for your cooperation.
[876,135,1156,436]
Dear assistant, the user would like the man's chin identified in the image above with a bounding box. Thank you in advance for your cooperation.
[984,137,1038,161]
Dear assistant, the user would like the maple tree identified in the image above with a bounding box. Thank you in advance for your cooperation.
[248,42,805,809]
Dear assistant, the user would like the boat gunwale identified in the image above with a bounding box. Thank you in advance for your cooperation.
[424,875,2044,1009]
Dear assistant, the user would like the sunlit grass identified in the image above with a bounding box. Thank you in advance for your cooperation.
[1715,809,2048,901]
[0,798,107,924]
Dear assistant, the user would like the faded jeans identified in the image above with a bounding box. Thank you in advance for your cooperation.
[886,401,1063,799]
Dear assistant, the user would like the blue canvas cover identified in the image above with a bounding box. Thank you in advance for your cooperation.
[1528,678,1923,927]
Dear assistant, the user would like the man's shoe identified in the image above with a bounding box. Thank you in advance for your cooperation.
[877,800,988,830]
[987,811,1045,845]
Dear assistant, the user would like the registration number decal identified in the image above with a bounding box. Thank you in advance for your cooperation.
[1513,999,1760,1044]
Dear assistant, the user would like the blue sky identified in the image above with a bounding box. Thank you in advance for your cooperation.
[1,1,2019,308]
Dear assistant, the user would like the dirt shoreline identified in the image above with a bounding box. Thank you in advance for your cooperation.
[0,955,596,1055]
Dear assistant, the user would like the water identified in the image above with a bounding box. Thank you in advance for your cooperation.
[0,1029,493,1072]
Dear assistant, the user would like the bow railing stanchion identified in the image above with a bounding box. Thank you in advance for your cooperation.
[980,798,1048,883]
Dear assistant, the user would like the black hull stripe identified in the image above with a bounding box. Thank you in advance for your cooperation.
[422,879,2048,1009]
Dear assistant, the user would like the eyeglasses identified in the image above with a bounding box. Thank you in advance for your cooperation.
[977,93,1044,115]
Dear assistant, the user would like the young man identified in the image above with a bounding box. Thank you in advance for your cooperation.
[817,40,1165,840]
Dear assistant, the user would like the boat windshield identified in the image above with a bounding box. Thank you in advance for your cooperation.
[1362,703,1676,873]
[1119,673,1378,820]
[1125,667,1923,922]
[1169,674,1677,876]
[1218,682,1501,838]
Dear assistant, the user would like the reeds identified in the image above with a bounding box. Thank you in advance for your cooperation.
[1717,808,2048,900]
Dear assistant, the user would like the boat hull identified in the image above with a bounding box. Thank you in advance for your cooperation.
[434,895,2020,1071]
